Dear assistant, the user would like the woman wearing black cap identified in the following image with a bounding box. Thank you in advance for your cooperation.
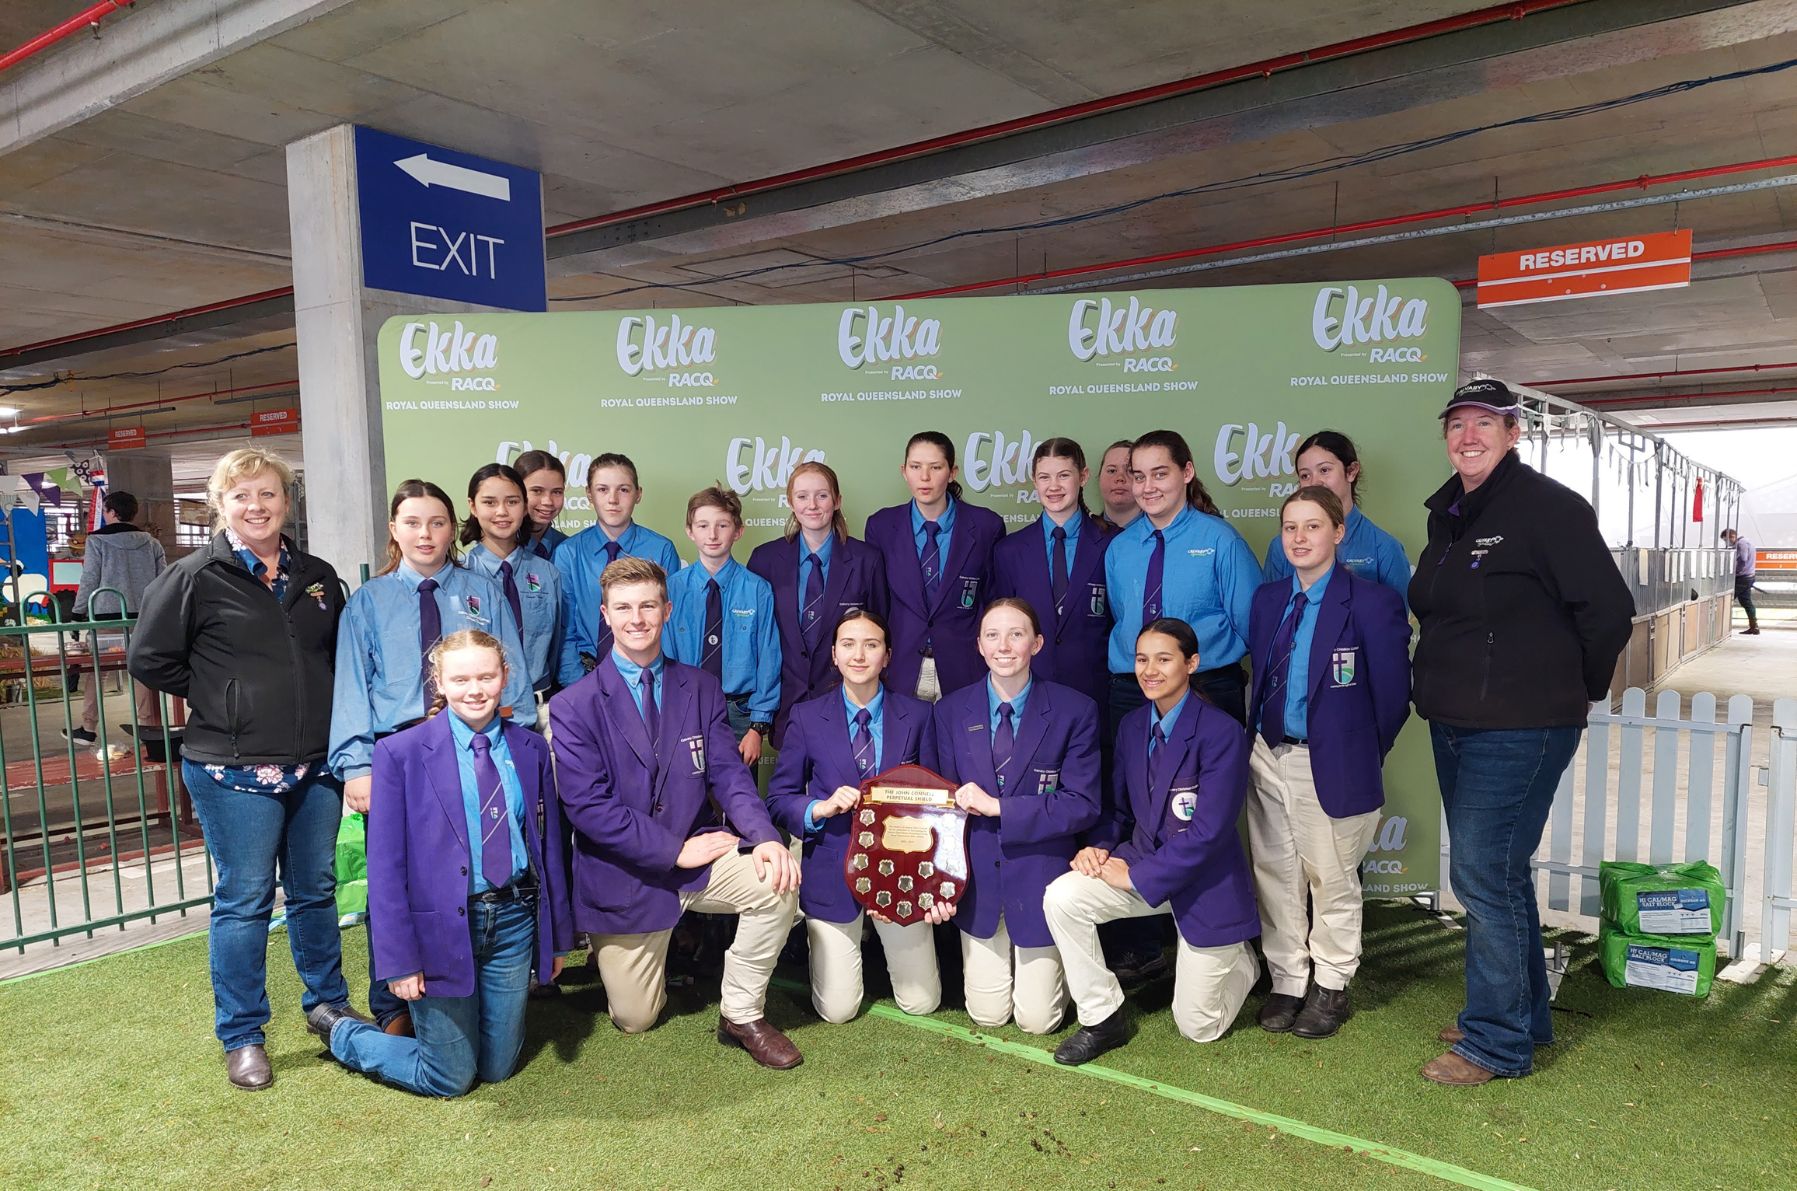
[1409,379,1633,1086]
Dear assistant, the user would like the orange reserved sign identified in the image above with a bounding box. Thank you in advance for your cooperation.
[1476,229,1692,309]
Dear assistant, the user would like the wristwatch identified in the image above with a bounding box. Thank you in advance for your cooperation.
[749,720,773,737]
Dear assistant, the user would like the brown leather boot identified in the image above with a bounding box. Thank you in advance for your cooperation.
[1421,1050,1497,1086]
[225,1044,273,1091]
[717,1017,803,1069]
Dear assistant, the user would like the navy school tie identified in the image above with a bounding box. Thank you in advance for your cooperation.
[701,578,724,680]
[468,732,514,890]
[418,577,442,716]
[640,667,661,748]
[1256,592,1309,748]
[1051,525,1069,615]
[851,707,875,777]
[1143,529,1165,623]
[992,701,1015,792]
[921,521,942,600]
[801,552,826,652]
[498,559,523,629]
[1149,721,1172,794]
[595,542,623,655]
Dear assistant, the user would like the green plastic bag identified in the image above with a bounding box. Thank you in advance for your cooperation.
[334,812,368,921]
[1599,859,1725,937]
[1598,922,1716,998]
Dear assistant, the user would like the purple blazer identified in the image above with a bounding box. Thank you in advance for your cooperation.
[366,714,573,997]
[745,533,889,749]
[1247,568,1412,818]
[989,514,1114,709]
[763,687,936,923]
[863,499,1006,698]
[548,655,780,935]
[932,679,1102,948]
[1090,696,1259,949]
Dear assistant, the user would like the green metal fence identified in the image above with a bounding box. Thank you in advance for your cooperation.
[0,587,213,952]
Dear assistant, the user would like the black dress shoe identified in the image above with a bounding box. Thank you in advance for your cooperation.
[1292,985,1352,1039]
[1257,992,1306,1033]
[225,1044,273,1091]
[1112,950,1170,990]
[305,1001,371,1043]
[1053,1007,1130,1066]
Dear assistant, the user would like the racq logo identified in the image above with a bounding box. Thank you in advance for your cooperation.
[616,313,717,387]
[726,437,825,496]
[838,304,942,381]
[1311,284,1430,362]
[1068,297,1178,372]
[398,320,499,390]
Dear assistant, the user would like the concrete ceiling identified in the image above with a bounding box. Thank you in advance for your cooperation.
[4,0,1797,460]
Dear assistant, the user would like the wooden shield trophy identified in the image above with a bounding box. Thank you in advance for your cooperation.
[843,763,968,926]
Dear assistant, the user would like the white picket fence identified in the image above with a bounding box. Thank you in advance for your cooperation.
[1528,688,1797,969]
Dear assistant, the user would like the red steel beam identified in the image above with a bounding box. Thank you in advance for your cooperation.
[0,1,138,74]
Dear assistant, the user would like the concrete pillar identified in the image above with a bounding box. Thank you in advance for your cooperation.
[103,449,176,553]
[286,124,508,581]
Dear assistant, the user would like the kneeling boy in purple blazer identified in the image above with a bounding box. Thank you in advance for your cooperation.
[549,557,804,1070]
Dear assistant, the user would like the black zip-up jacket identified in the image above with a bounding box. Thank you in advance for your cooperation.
[129,532,346,766]
[1408,450,1635,729]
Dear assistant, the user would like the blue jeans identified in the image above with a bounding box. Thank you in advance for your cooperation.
[1431,723,1582,1077]
[331,897,536,1097]
[183,759,350,1051]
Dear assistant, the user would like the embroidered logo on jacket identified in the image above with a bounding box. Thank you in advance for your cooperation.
[1331,648,1358,687]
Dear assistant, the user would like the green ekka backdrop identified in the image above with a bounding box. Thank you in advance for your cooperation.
[377,278,1462,896]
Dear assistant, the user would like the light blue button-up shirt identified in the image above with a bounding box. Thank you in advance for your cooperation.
[1041,511,1081,578]
[1262,506,1410,607]
[664,558,780,719]
[328,561,536,782]
[986,677,1033,736]
[553,521,683,686]
[1258,564,1334,741]
[804,685,886,834]
[909,498,957,568]
[609,650,666,719]
[464,543,563,693]
[447,714,528,893]
[1104,504,1260,673]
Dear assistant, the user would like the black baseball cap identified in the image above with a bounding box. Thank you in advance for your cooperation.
[1440,378,1519,418]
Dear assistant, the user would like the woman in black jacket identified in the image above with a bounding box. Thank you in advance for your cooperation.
[130,448,364,1091]
[1409,380,1634,1087]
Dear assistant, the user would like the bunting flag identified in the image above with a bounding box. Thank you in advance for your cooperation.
[1693,476,1705,523]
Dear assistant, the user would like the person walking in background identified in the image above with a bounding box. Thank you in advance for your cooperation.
[69,490,165,746]
[1722,528,1760,635]
[129,448,358,1091]
[1410,379,1633,1086]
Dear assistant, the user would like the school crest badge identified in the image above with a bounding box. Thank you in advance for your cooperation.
[1331,648,1357,687]
[958,576,979,609]
[685,733,706,774]
[1088,585,1106,618]
[1171,789,1198,822]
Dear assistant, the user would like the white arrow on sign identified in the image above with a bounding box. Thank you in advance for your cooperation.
[394,153,512,202]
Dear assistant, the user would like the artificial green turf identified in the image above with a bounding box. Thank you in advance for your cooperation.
[1,904,1792,1190]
